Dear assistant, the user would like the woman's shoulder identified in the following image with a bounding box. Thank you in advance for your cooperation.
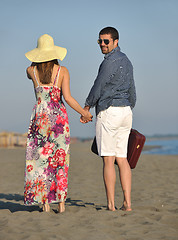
[60,65,68,72]
[60,66,70,77]
[26,66,34,79]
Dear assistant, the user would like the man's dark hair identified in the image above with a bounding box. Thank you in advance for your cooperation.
[99,27,119,41]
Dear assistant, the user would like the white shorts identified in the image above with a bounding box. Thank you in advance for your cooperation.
[96,106,132,158]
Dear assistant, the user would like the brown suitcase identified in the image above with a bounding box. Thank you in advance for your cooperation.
[91,128,146,169]
[127,129,146,169]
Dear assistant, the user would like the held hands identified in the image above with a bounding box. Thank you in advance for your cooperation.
[80,106,93,124]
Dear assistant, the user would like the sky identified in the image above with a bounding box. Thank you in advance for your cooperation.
[0,0,178,138]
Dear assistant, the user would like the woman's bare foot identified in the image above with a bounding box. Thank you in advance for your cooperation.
[58,202,65,213]
[120,201,132,211]
[42,203,50,212]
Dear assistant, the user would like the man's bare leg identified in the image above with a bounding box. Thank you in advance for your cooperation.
[103,156,116,211]
[116,157,132,211]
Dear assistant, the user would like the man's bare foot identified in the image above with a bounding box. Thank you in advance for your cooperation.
[107,203,116,211]
[107,207,116,211]
[58,202,65,213]
[42,203,50,212]
[120,201,132,211]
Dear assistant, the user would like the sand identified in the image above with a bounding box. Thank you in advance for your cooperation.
[0,142,178,240]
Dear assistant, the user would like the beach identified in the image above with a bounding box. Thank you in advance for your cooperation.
[0,141,178,240]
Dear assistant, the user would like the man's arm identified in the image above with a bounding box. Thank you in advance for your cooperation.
[128,63,136,109]
[85,59,117,108]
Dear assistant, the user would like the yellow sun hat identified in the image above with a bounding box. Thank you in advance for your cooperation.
[25,34,67,62]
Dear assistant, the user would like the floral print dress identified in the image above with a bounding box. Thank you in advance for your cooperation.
[24,66,70,205]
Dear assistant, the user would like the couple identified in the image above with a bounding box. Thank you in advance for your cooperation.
[24,27,136,213]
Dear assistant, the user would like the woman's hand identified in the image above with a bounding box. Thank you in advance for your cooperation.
[80,108,93,123]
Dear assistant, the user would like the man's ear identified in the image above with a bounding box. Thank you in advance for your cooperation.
[114,39,119,47]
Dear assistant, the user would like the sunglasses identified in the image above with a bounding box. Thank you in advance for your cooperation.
[97,39,110,45]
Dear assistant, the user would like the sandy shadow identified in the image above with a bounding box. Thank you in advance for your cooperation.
[0,200,40,213]
[65,198,106,211]
[0,193,106,213]
[0,193,41,213]
[0,193,24,201]
[66,198,93,207]
[0,194,104,213]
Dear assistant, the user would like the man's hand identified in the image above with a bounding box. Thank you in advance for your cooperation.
[80,106,92,124]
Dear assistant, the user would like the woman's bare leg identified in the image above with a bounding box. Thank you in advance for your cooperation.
[58,201,65,213]
[42,203,50,212]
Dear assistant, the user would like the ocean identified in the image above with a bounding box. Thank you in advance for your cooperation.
[143,138,178,155]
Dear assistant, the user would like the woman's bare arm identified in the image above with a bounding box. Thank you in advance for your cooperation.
[61,67,92,122]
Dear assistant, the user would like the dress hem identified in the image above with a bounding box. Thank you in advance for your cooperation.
[24,200,66,206]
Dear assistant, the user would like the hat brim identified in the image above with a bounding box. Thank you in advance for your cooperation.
[25,45,67,62]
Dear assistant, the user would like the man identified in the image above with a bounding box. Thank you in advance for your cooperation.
[81,27,136,211]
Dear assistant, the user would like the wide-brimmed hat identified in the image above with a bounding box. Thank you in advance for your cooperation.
[25,34,67,62]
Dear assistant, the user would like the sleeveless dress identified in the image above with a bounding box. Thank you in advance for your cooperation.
[24,66,70,205]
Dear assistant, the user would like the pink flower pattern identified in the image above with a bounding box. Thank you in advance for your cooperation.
[24,85,70,205]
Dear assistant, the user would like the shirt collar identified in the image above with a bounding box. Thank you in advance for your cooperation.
[104,46,120,59]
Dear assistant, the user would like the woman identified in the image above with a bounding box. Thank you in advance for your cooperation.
[24,34,92,213]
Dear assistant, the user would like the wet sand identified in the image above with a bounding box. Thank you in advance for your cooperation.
[0,142,178,240]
